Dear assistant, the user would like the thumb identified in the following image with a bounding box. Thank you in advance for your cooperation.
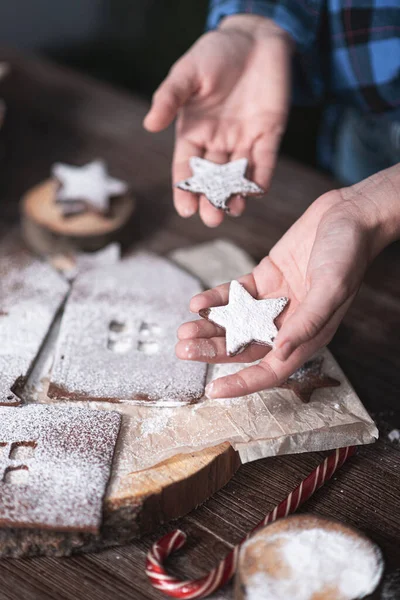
[143,59,198,132]
[273,278,352,361]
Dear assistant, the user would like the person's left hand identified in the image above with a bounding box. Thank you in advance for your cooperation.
[176,167,400,398]
[143,15,292,227]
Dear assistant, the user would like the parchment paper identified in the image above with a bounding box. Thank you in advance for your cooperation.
[26,239,378,488]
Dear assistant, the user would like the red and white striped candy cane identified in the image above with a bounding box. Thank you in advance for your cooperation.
[146,446,356,599]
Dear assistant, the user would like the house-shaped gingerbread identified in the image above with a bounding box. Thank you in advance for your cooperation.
[49,252,207,405]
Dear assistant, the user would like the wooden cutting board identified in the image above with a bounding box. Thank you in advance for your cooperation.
[0,439,240,557]
[0,241,252,557]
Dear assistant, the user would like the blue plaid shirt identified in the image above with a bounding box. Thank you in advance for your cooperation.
[208,0,400,166]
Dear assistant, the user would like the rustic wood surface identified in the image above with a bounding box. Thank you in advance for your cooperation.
[0,49,399,599]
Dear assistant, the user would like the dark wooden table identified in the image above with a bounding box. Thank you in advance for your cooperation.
[0,49,399,600]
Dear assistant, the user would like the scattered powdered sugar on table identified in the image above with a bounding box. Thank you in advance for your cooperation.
[49,252,207,404]
[243,528,383,600]
[0,405,120,533]
[388,429,400,443]
[382,569,400,600]
[0,233,69,404]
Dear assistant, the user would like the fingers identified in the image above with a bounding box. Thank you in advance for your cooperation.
[203,342,311,399]
[251,134,279,191]
[198,196,224,227]
[205,361,277,398]
[172,138,202,217]
[176,337,268,364]
[227,149,252,217]
[178,319,224,340]
[228,195,246,217]
[143,61,197,132]
[273,280,351,362]
[189,273,257,313]
[203,299,346,399]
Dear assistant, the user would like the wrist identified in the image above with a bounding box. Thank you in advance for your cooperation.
[342,164,400,254]
[219,14,294,49]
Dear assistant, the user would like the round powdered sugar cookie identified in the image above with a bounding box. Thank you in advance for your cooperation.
[236,515,384,600]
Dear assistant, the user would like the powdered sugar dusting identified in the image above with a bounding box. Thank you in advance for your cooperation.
[140,408,176,437]
[0,234,69,404]
[52,243,121,282]
[243,527,383,600]
[287,359,323,383]
[176,157,264,211]
[0,405,120,533]
[203,280,288,356]
[382,570,400,600]
[388,429,400,443]
[52,160,128,214]
[49,252,207,404]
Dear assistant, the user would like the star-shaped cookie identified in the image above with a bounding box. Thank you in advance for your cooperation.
[52,160,128,215]
[176,157,264,211]
[279,357,340,403]
[199,280,288,356]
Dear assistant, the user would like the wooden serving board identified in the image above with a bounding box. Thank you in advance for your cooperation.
[0,240,251,557]
[0,442,240,557]
[1,237,374,558]
[105,441,241,539]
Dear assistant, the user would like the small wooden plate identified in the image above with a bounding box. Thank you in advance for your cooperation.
[21,179,135,255]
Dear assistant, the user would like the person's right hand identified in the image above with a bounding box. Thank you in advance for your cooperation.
[176,164,400,398]
[143,15,293,227]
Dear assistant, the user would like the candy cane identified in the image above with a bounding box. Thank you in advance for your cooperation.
[146,446,356,599]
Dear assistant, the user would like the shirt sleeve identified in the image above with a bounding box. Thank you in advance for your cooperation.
[207,0,322,52]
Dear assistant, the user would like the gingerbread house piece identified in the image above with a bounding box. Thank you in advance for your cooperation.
[0,405,121,533]
[0,234,69,405]
[49,252,207,404]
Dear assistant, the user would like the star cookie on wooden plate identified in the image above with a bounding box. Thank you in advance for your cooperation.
[52,160,128,215]
[279,356,340,403]
[199,280,288,356]
[176,157,264,211]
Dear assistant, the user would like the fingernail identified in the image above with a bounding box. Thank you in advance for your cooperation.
[275,341,293,361]
[228,209,242,218]
[205,221,222,228]
[180,206,196,218]
[205,382,215,399]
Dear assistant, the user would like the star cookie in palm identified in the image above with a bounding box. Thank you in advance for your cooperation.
[199,280,288,356]
[176,158,264,211]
